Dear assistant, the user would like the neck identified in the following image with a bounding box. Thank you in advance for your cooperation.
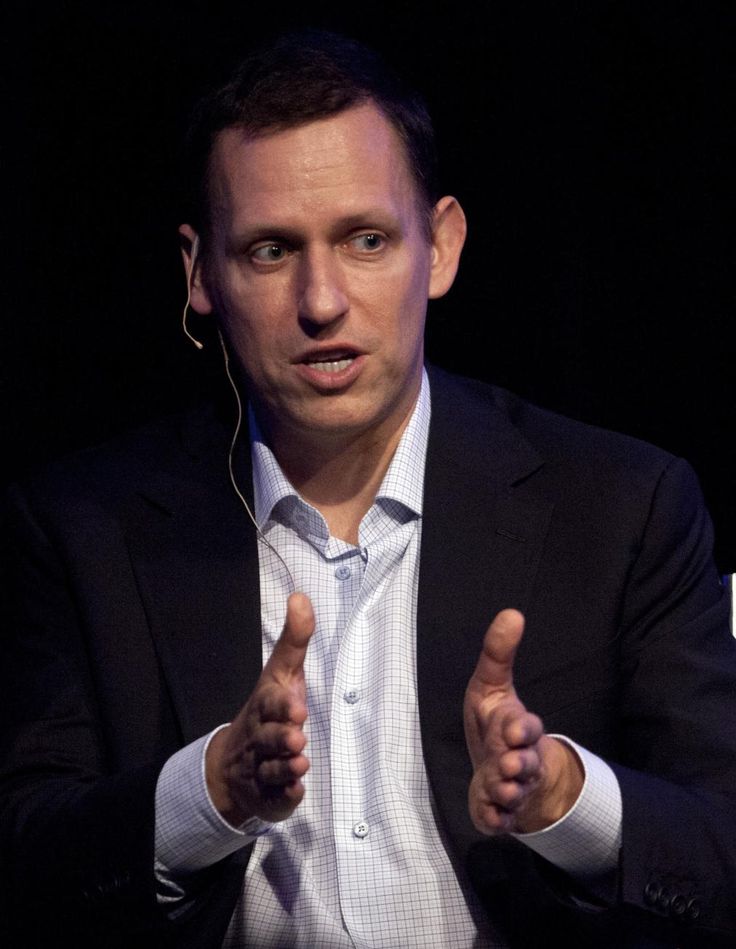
[258,395,419,545]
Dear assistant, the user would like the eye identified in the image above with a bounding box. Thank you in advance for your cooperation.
[349,232,386,254]
[251,243,289,264]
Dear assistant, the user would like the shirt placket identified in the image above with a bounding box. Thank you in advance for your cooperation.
[330,518,420,948]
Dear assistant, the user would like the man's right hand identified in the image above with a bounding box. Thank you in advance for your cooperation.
[205,591,315,826]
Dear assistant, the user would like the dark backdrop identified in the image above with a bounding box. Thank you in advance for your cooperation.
[2,1,734,571]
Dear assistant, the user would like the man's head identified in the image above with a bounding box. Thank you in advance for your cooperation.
[183,30,439,246]
[180,32,466,455]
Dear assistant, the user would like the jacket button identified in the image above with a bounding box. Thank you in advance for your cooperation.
[670,893,688,916]
[656,886,672,911]
[685,898,701,921]
[644,881,661,906]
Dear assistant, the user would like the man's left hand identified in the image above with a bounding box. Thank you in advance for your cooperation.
[463,609,584,835]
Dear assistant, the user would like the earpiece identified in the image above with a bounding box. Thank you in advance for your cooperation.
[179,236,292,584]
[182,234,204,350]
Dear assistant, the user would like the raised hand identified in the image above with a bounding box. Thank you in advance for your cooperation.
[205,591,315,826]
[463,609,583,835]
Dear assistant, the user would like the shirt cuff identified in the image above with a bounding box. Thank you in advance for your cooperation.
[513,735,622,877]
[155,725,272,882]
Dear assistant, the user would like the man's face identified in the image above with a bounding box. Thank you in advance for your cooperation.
[188,103,463,449]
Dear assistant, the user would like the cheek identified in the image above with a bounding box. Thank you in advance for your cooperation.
[386,243,432,305]
[352,253,429,323]
[218,280,292,348]
[390,262,431,344]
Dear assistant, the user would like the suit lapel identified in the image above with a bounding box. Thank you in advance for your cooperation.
[417,367,554,856]
[117,377,554,850]
[122,407,263,745]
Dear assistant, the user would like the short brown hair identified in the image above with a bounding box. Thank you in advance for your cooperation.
[182,30,439,242]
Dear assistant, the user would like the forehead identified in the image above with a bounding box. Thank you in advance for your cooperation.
[208,103,419,230]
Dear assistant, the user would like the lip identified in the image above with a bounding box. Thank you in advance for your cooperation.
[293,346,367,392]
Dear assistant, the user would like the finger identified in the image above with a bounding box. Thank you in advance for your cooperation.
[267,592,315,677]
[256,753,310,787]
[251,683,308,726]
[469,609,525,692]
[498,747,541,782]
[501,710,544,749]
[472,804,513,834]
[476,766,538,813]
[257,779,307,816]
[469,777,517,834]
[249,721,307,760]
[490,780,527,811]
[229,771,307,823]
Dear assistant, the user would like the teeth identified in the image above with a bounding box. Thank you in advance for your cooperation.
[308,358,354,373]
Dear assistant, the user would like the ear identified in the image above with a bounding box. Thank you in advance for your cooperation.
[428,196,467,300]
[179,223,214,315]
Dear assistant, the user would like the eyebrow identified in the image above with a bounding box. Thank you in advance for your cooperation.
[228,209,404,251]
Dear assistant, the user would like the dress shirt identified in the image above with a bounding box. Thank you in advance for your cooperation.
[156,370,622,947]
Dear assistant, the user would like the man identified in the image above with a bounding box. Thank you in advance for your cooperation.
[2,30,735,949]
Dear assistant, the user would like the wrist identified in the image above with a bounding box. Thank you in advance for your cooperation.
[520,736,585,833]
[205,726,252,826]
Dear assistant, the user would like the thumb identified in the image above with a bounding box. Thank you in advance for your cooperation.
[267,592,315,677]
[469,608,525,693]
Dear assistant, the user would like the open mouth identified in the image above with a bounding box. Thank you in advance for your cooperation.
[295,347,365,389]
[305,357,355,373]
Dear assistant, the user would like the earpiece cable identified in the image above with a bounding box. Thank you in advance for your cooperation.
[218,331,297,592]
[184,238,295,590]
[182,255,204,351]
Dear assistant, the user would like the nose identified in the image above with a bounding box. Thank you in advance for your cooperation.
[297,247,349,329]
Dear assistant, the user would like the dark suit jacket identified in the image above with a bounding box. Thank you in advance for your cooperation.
[2,367,735,948]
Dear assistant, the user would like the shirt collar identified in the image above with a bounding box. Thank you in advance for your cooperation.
[250,368,431,528]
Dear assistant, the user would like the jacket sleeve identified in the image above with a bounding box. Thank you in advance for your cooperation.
[0,481,244,949]
[607,456,736,943]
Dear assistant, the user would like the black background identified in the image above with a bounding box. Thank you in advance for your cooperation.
[2,1,734,570]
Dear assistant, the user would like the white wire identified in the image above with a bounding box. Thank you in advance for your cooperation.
[182,237,204,350]
[182,288,204,352]
[183,240,295,590]
[217,331,297,593]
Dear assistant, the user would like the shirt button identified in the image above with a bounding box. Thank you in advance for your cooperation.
[335,565,351,580]
[353,821,369,839]
[343,689,360,705]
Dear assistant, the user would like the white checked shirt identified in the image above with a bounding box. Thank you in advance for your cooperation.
[156,370,622,948]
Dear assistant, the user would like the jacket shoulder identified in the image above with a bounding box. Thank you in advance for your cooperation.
[428,365,680,486]
[5,403,231,530]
